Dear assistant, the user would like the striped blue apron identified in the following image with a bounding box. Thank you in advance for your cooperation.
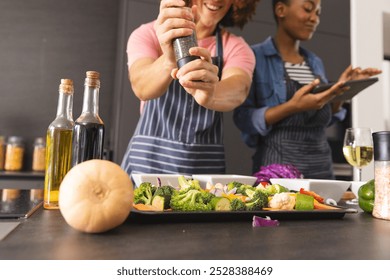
[121,28,225,176]
[252,64,334,179]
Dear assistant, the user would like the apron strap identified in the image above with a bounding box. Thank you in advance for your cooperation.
[212,25,223,80]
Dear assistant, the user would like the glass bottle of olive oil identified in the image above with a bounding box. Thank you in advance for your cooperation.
[44,79,75,209]
[72,71,105,166]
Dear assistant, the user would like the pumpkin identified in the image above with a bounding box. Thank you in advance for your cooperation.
[59,159,133,233]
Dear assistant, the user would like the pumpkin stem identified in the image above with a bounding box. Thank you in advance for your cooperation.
[92,184,109,201]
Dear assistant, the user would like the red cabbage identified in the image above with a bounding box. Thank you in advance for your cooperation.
[252,215,280,227]
[253,164,302,184]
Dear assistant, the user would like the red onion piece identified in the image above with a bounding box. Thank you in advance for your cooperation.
[252,215,280,227]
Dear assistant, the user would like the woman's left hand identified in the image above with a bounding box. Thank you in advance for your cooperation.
[332,65,382,113]
[339,65,382,82]
[171,47,220,107]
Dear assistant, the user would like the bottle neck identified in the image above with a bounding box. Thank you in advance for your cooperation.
[56,92,73,120]
[82,85,100,116]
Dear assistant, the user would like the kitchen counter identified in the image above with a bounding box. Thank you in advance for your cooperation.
[1,205,390,260]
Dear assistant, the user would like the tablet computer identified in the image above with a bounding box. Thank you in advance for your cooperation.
[312,77,379,101]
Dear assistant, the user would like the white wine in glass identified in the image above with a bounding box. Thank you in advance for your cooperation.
[342,128,373,205]
[343,128,373,182]
[342,145,373,170]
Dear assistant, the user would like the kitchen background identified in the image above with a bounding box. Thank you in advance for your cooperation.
[0,0,387,180]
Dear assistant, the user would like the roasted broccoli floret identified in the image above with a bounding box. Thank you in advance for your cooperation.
[230,190,268,211]
[245,190,268,211]
[170,188,212,211]
[230,198,246,211]
[245,199,264,211]
[178,175,202,191]
[236,184,256,195]
[153,185,177,209]
[200,191,215,204]
[261,184,289,195]
[226,181,243,192]
[134,182,157,205]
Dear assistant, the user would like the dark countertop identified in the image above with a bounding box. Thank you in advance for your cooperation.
[1,205,390,260]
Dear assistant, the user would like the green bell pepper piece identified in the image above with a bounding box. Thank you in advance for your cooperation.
[295,193,314,211]
[358,179,375,213]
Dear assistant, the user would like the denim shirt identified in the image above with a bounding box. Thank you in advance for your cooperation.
[233,36,346,148]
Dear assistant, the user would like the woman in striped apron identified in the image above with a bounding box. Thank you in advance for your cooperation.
[121,0,259,176]
[233,0,381,179]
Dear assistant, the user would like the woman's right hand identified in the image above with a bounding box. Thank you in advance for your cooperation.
[338,65,382,82]
[154,0,196,69]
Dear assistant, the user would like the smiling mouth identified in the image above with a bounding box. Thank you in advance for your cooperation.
[305,25,317,32]
[204,3,223,11]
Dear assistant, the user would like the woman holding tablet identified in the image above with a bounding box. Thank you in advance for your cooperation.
[233,0,381,179]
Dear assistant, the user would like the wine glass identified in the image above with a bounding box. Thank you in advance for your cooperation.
[343,127,374,204]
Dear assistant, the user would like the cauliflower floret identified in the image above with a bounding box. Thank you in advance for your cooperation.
[207,182,236,197]
[268,193,296,210]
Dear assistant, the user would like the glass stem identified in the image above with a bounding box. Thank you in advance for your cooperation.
[357,168,362,181]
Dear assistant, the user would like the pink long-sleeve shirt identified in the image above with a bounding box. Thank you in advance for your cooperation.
[127,21,255,113]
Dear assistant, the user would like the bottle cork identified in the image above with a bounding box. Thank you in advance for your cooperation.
[85,71,100,87]
[59,79,74,95]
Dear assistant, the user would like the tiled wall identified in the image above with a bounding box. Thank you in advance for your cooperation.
[0,0,119,170]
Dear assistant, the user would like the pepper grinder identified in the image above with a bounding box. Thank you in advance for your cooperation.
[372,131,390,220]
[172,0,200,68]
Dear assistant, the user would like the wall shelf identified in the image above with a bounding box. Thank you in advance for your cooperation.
[0,171,44,189]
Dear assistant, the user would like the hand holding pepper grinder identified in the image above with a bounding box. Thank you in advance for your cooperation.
[172,0,200,68]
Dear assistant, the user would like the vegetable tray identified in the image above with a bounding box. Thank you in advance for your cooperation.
[127,206,357,223]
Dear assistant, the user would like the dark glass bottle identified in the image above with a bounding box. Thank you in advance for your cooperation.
[72,71,105,166]
[44,79,74,209]
[172,0,200,68]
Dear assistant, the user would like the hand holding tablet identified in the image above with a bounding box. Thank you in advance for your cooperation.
[312,77,379,101]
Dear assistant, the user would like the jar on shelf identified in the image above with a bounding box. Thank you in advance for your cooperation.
[32,137,46,172]
[1,189,21,202]
[4,136,25,171]
[0,136,5,171]
[30,189,44,201]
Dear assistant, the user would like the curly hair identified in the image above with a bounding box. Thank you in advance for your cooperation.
[219,0,261,29]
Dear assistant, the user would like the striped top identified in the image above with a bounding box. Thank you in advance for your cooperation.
[284,61,316,84]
